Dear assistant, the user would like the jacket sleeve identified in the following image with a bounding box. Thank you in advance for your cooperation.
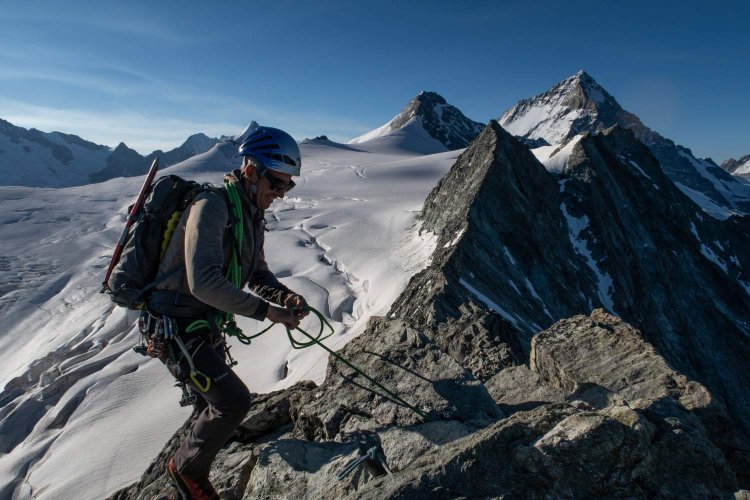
[250,230,295,305]
[184,192,269,320]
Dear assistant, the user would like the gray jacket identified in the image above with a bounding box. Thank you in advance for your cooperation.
[154,169,291,320]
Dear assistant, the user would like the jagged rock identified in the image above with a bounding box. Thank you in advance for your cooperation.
[243,436,362,499]
[532,309,706,406]
[237,380,317,442]
[515,136,550,148]
[485,365,566,415]
[390,119,750,449]
[350,312,741,498]
[433,302,522,381]
[211,443,257,499]
[391,121,597,344]
[532,309,749,486]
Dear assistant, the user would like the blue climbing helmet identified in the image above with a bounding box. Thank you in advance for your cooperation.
[238,126,301,176]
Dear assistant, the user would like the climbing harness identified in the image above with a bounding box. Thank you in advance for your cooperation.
[135,308,213,404]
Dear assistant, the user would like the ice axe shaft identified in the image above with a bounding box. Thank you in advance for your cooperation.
[100,157,160,292]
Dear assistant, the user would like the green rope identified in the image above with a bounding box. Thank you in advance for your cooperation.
[186,180,248,340]
[274,306,428,420]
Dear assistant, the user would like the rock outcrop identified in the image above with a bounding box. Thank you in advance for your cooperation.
[111,311,746,499]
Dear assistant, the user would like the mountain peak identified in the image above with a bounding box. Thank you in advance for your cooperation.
[348,91,484,150]
[499,71,643,147]
[553,70,613,109]
[180,132,219,154]
[414,91,448,106]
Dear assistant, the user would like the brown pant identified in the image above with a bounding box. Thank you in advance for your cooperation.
[170,335,253,478]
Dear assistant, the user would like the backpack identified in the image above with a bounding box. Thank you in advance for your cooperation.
[105,174,212,309]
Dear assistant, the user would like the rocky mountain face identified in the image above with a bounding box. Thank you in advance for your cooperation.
[90,133,222,182]
[500,71,750,218]
[0,118,111,187]
[0,119,221,187]
[395,121,750,436]
[349,91,484,150]
[113,121,749,498]
[723,154,750,177]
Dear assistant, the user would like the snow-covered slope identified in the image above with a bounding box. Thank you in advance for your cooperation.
[499,71,750,219]
[0,119,221,187]
[349,91,484,153]
[0,135,459,499]
[0,118,112,187]
[722,154,750,177]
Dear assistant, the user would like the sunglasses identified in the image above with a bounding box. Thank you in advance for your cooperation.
[262,171,296,193]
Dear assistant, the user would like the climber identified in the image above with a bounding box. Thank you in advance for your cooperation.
[147,126,308,499]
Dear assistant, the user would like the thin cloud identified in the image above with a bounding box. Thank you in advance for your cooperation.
[0,52,234,107]
[1,99,235,153]
[0,8,192,46]
[0,99,373,154]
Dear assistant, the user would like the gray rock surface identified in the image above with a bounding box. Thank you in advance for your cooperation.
[112,310,746,499]
[396,120,750,442]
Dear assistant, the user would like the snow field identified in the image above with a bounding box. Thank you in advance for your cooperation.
[0,134,457,499]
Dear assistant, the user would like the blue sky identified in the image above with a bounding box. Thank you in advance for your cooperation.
[1,0,747,161]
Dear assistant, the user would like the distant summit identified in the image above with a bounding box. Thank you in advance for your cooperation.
[0,118,111,187]
[499,71,750,218]
[500,70,651,146]
[349,91,484,151]
[722,154,750,177]
[0,117,223,187]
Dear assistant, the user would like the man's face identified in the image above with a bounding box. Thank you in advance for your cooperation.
[245,166,293,210]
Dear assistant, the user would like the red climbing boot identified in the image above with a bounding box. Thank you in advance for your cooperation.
[166,457,220,500]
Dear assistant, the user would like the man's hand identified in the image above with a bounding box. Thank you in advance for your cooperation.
[266,304,301,330]
[284,293,310,319]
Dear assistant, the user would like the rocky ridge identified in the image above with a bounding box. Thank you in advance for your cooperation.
[394,121,750,442]
[112,309,747,498]
[113,121,749,498]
